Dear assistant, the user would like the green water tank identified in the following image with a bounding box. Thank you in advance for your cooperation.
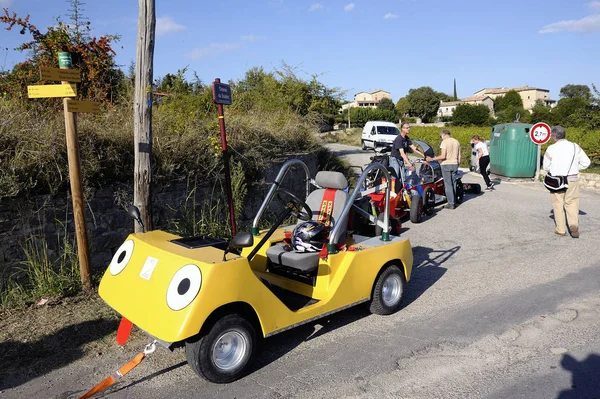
[489,123,536,178]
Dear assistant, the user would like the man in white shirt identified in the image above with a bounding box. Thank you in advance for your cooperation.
[543,125,590,238]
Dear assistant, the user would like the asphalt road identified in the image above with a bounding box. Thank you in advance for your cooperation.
[5,143,600,399]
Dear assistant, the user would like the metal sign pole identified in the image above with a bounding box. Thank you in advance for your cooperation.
[535,144,541,181]
[213,78,237,237]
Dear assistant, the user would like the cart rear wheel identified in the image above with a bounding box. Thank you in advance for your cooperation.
[455,179,464,204]
[369,264,405,315]
[185,314,257,383]
[409,193,423,223]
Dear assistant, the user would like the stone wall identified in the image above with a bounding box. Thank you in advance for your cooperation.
[578,172,600,192]
[0,153,317,284]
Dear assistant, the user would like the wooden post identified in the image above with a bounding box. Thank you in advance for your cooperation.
[133,0,156,232]
[60,52,91,291]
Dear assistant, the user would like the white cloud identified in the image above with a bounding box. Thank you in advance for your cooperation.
[384,13,399,19]
[156,16,186,36]
[344,3,355,12]
[309,3,323,12]
[241,35,267,42]
[0,0,12,6]
[187,43,240,59]
[587,1,600,9]
[538,13,600,33]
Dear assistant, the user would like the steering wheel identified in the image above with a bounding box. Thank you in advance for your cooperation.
[275,188,312,221]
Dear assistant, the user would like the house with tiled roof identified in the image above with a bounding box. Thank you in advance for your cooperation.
[341,90,392,110]
[437,85,556,117]
[438,95,494,118]
[474,86,556,110]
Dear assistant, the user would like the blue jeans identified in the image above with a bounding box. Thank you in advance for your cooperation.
[441,164,458,205]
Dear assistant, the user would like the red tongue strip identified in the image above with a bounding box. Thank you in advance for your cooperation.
[116,317,133,345]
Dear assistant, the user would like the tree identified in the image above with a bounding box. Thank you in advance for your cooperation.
[435,90,453,103]
[406,86,440,122]
[494,90,523,112]
[452,103,491,126]
[0,9,121,102]
[495,106,530,124]
[559,84,592,102]
[377,97,395,111]
[530,100,556,126]
[396,97,409,117]
[453,78,457,101]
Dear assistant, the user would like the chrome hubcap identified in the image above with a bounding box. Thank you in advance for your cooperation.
[382,274,402,306]
[213,331,247,371]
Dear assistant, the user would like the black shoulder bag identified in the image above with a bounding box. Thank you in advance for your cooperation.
[544,144,576,192]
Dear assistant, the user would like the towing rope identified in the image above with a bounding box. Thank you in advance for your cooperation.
[78,341,156,399]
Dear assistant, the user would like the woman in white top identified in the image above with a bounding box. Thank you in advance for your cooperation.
[472,135,493,189]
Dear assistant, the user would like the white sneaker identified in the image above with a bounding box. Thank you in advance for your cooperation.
[486,183,494,190]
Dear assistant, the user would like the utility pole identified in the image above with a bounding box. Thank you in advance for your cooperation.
[133,0,155,232]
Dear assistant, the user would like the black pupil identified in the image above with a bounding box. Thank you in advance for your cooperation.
[178,278,191,295]
[118,251,126,263]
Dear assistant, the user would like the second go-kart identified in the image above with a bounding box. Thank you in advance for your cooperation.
[98,159,413,383]
[356,140,481,226]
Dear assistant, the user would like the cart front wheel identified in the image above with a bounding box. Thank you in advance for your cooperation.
[185,314,257,383]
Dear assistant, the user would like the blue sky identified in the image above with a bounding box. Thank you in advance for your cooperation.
[1,0,599,102]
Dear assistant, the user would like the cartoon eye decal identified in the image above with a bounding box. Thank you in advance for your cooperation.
[166,264,202,311]
[110,240,134,276]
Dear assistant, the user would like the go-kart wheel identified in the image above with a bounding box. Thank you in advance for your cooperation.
[455,179,464,204]
[409,193,423,223]
[361,140,367,151]
[275,188,312,221]
[469,165,475,172]
[369,264,405,315]
[185,314,257,383]
[423,188,435,215]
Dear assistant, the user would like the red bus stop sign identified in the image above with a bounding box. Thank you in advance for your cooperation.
[530,122,552,145]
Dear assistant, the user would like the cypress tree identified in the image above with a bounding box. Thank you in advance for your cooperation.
[453,78,457,101]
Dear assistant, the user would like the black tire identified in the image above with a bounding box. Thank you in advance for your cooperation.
[375,213,399,236]
[423,188,435,215]
[455,179,464,204]
[464,183,481,194]
[361,140,367,151]
[369,264,405,315]
[469,165,475,172]
[409,193,423,223]
[185,314,257,383]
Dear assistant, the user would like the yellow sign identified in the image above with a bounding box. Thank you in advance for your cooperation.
[65,100,101,114]
[27,84,77,98]
[40,67,81,82]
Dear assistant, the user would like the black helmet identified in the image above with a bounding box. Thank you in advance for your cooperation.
[292,221,328,253]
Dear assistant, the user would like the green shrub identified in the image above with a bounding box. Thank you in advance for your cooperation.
[452,103,492,126]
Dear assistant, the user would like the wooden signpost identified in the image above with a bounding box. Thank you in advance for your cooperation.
[26,52,101,291]
[40,67,82,82]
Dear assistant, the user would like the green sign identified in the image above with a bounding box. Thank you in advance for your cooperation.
[58,52,72,68]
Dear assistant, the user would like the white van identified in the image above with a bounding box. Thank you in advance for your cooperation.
[361,121,400,152]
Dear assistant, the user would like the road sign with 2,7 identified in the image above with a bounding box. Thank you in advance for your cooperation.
[27,84,77,98]
[65,100,100,113]
[530,122,552,145]
[40,67,81,82]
